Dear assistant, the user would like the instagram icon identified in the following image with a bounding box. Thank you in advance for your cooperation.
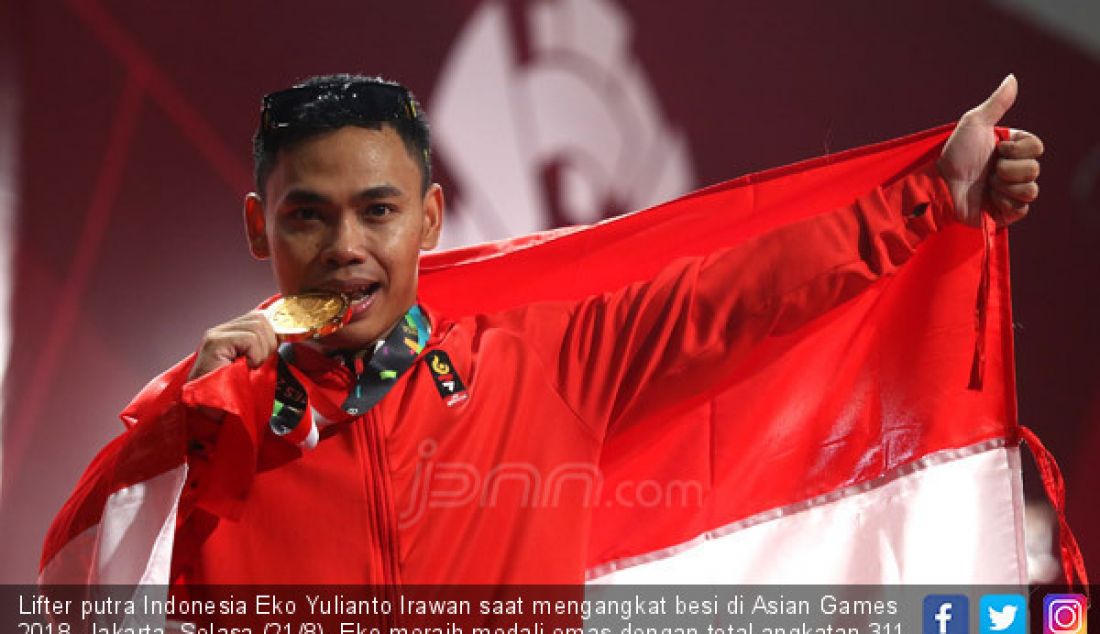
[1045,594,1088,634]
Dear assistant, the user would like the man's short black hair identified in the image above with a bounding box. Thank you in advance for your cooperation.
[252,73,432,195]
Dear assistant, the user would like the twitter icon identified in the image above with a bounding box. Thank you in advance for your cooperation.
[981,595,1027,634]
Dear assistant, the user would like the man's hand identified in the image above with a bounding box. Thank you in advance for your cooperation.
[187,311,278,381]
[938,74,1044,227]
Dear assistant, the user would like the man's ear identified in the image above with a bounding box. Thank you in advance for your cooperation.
[243,193,270,259]
[420,183,444,250]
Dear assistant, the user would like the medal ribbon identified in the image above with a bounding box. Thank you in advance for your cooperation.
[270,305,430,446]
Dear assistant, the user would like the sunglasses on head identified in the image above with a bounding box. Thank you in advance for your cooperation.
[260,80,418,132]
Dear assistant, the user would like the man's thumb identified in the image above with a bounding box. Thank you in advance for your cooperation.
[969,74,1017,126]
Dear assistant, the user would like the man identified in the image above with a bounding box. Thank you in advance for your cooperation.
[42,73,1043,586]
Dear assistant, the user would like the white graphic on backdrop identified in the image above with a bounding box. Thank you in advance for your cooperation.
[990,0,1100,62]
[431,0,695,248]
[0,27,17,501]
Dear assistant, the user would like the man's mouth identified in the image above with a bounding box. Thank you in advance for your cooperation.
[344,283,381,319]
[308,282,382,320]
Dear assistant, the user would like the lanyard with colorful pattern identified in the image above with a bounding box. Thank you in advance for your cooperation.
[269,305,430,447]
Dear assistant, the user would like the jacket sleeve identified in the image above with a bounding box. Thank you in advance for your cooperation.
[537,160,956,437]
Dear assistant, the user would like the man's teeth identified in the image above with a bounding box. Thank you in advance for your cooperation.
[347,285,378,301]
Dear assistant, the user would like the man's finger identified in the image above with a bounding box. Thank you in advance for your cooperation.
[994,208,1029,227]
[965,74,1018,126]
[995,158,1040,183]
[991,189,1029,226]
[1009,128,1038,142]
[234,311,271,331]
[246,312,279,353]
[991,177,1039,203]
[994,133,1042,160]
[233,329,273,368]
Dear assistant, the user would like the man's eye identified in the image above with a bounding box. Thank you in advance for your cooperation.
[365,204,394,218]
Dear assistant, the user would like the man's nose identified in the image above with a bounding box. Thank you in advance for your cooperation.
[322,214,369,267]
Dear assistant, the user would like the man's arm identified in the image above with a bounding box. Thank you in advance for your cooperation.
[536,76,1042,436]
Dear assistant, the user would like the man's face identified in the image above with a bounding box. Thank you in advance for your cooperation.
[245,125,442,349]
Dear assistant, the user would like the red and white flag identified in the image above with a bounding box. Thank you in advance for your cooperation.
[39,125,1082,587]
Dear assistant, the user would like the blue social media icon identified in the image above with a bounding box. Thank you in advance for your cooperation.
[925,595,970,634]
[981,595,1027,634]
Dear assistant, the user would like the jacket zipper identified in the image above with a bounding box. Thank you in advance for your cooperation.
[339,352,401,586]
[361,408,403,634]
[365,408,402,584]
[355,322,451,589]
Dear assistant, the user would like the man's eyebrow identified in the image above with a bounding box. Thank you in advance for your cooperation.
[353,185,404,200]
[281,189,330,205]
[278,185,404,206]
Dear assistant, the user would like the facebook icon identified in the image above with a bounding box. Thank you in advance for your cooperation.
[925,595,970,634]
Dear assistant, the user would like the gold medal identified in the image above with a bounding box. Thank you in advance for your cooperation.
[263,292,351,342]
